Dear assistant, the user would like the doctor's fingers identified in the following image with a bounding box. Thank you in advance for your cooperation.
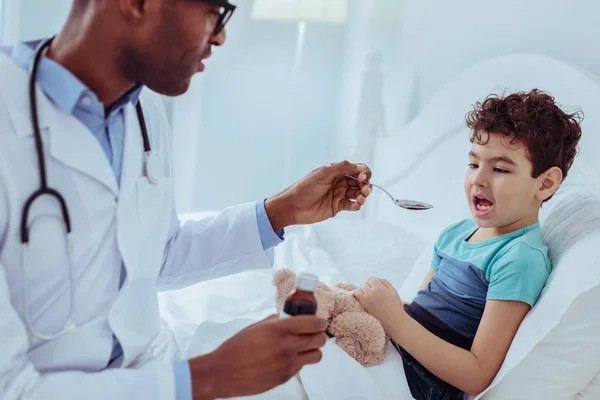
[290,331,328,353]
[345,188,367,205]
[325,161,371,182]
[338,199,362,212]
[279,315,327,335]
[345,176,373,194]
[332,184,361,211]
[297,349,324,366]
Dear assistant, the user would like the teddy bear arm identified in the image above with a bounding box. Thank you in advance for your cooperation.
[329,311,387,367]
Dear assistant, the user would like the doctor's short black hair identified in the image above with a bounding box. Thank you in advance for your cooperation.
[464,88,583,181]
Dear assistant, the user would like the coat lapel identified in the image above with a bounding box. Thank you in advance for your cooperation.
[47,114,119,196]
[0,52,118,196]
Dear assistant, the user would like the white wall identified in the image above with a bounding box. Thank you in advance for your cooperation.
[398,0,600,110]
[17,0,70,41]
[337,0,600,158]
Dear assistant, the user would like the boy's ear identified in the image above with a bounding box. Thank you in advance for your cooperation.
[537,166,563,202]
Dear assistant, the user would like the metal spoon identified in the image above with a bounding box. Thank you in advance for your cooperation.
[345,174,433,210]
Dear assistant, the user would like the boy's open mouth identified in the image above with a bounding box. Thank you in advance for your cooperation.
[473,195,494,212]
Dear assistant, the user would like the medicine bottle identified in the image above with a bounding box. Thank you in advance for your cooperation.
[281,272,318,317]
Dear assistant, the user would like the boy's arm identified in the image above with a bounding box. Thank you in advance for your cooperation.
[386,299,529,395]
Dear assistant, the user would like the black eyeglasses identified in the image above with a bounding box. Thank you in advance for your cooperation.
[201,0,236,35]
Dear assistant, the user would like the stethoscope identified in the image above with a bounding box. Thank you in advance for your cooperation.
[22,37,163,342]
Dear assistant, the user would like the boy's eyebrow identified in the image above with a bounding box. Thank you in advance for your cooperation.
[468,151,518,166]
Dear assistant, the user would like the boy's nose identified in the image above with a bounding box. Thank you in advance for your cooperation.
[471,171,488,187]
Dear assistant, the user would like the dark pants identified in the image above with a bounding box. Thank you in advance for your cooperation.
[393,341,464,400]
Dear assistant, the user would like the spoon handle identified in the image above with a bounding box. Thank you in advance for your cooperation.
[344,174,396,203]
[369,183,397,203]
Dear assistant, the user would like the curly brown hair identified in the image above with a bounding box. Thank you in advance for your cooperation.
[465,89,583,182]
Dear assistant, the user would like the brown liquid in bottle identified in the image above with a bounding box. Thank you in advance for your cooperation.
[283,289,317,316]
[281,272,318,317]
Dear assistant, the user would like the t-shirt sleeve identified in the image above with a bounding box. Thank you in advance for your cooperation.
[487,243,550,307]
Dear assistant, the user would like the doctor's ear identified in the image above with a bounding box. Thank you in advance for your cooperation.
[118,0,149,22]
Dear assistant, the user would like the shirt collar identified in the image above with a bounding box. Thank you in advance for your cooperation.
[10,39,143,116]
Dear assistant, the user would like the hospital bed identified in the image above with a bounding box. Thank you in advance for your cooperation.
[156,53,600,399]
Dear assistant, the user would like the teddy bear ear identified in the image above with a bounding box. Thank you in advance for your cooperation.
[273,268,297,312]
[272,268,296,287]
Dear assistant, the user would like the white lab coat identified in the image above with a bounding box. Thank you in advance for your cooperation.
[0,52,273,399]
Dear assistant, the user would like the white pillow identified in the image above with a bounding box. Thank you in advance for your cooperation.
[312,218,426,288]
[470,182,600,399]
[477,282,600,399]
[576,371,600,399]
[538,176,600,260]
[398,236,437,301]
[274,218,426,289]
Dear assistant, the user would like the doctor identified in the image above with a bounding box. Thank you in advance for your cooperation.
[0,0,372,399]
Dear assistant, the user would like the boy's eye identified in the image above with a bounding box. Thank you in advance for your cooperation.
[467,163,478,169]
[494,168,509,173]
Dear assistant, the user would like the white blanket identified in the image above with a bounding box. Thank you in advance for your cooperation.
[156,219,425,399]
[181,315,412,399]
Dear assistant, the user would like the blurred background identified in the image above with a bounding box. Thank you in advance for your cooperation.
[2,0,600,214]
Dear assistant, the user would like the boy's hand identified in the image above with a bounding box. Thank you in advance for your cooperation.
[353,278,404,329]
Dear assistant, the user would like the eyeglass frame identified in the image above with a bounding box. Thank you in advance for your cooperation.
[200,0,236,35]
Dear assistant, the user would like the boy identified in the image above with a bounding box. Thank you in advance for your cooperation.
[354,89,583,400]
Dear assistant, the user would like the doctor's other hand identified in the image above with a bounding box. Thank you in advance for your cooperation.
[189,314,327,399]
[265,161,372,230]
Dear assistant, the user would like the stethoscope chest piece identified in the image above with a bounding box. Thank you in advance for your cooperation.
[145,152,163,184]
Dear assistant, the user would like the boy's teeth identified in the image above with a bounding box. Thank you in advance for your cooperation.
[476,203,491,211]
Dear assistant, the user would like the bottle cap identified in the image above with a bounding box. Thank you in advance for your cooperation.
[295,272,318,292]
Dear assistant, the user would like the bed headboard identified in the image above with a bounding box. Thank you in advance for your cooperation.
[366,53,600,243]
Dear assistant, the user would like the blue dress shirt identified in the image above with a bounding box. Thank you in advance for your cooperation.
[2,39,284,400]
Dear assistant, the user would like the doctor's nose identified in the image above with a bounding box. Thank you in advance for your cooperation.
[211,27,227,47]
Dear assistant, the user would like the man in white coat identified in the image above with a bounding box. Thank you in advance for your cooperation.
[0,0,372,399]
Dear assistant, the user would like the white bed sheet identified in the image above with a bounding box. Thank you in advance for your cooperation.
[179,315,412,400]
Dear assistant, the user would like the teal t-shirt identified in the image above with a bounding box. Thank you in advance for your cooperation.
[408,219,551,343]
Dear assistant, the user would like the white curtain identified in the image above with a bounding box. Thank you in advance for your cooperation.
[334,0,408,164]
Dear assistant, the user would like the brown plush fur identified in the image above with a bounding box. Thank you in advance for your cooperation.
[273,269,387,367]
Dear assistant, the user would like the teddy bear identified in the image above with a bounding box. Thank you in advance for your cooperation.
[273,269,388,367]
